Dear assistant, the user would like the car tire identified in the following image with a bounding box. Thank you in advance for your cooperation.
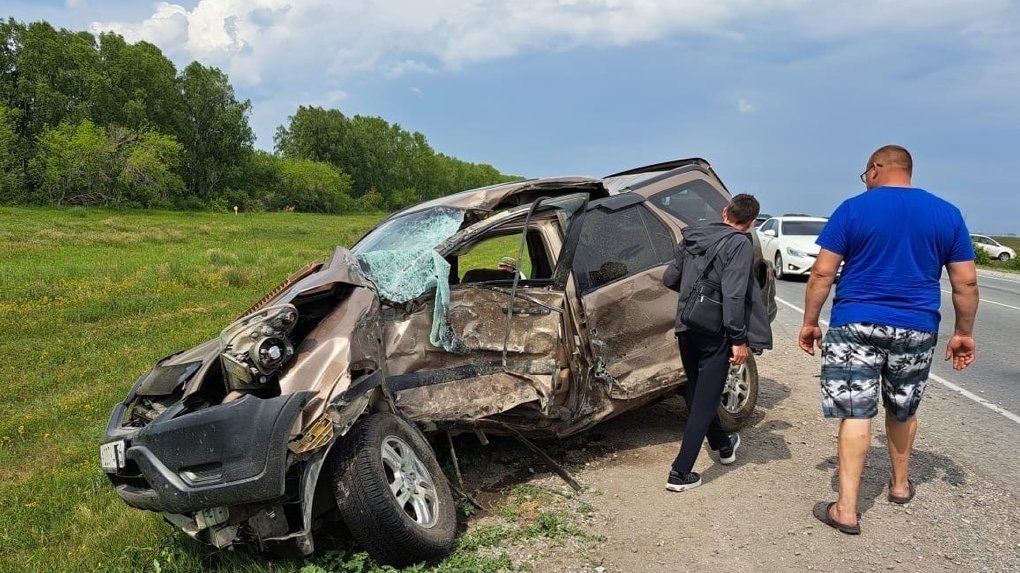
[998,252,1010,261]
[717,354,759,432]
[329,412,456,567]
[774,253,785,280]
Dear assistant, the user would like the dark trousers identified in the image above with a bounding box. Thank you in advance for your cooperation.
[671,330,732,475]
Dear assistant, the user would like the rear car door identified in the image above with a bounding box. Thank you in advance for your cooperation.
[571,194,682,400]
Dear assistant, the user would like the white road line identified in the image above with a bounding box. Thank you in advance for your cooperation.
[928,373,1020,425]
[774,296,814,320]
[775,295,1020,426]
[939,290,1020,311]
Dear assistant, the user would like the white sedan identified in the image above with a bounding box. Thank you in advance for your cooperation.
[757,216,830,279]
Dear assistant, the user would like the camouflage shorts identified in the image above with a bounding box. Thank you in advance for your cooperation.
[820,322,938,422]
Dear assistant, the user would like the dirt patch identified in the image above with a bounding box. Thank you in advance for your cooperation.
[451,334,1019,572]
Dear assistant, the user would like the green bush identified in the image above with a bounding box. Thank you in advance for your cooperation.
[175,195,208,211]
[973,243,991,265]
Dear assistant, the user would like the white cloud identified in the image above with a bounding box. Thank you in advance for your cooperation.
[387,60,434,79]
[87,0,1019,149]
[90,0,790,85]
[93,3,190,57]
[793,0,1010,37]
[90,0,1014,88]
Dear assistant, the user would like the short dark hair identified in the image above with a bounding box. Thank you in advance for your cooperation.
[727,193,760,224]
[869,144,912,175]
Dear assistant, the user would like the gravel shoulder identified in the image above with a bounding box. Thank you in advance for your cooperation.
[457,310,1020,572]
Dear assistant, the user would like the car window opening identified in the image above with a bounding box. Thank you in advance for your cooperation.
[454,228,553,285]
[650,180,728,226]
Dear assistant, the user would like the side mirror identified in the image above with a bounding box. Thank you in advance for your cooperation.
[762,229,776,237]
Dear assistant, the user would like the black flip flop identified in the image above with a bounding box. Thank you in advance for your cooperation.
[888,479,915,504]
[812,501,861,535]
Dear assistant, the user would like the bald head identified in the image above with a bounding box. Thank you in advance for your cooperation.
[863,144,913,189]
[869,145,912,176]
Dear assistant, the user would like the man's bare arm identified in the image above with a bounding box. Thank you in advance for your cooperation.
[945,260,979,370]
[799,249,843,354]
[946,260,978,336]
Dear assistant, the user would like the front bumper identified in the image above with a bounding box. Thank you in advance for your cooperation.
[781,253,816,275]
[103,392,312,514]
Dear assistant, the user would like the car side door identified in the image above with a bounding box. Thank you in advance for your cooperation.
[382,195,589,423]
[758,219,779,262]
[570,195,682,400]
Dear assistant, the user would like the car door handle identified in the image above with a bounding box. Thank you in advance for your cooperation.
[501,304,551,316]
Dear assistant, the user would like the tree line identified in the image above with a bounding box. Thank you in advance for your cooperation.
[0,19,519,213]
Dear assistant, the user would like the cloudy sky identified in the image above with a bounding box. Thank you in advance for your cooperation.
[9,0,1020,232]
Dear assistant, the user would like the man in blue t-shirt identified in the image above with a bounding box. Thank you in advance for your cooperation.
[798,145,979,535]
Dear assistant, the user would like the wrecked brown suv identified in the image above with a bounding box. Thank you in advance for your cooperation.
[100,158,777,566]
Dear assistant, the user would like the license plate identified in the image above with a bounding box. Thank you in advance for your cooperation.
[100,440,126,472]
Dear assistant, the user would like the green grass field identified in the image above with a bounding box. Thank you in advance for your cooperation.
[1,207,565,573]
[0,207,385,572]
[456,234,534,279]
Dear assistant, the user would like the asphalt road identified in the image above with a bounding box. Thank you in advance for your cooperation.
[771,268,1020,490]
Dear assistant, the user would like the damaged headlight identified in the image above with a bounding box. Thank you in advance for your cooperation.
[219,304,298,390]
[253,336,290,373]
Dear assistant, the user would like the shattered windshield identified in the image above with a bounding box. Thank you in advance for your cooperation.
[352,207,465,255]
[353,207,466,351]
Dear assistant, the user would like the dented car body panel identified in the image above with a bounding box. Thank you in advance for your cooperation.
[101,158,775,557]
[580,266,682,400]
